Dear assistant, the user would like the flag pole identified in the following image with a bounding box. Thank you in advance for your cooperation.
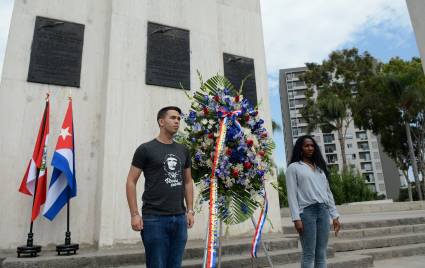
[17,94,50,258]
[56,95,79,256]
[17,168,42,257]
[56,193,79,255]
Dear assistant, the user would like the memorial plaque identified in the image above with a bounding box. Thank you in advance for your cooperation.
[27,16,85,88]
[146,22,190,90]
[223,53,257,106]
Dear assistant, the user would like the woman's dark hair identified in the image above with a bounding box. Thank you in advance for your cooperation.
[289,135,329,179]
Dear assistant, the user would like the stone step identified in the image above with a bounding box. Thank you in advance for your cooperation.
[282,216,425,234]
[1,236,299,268]
[118,248,335,268]
[355,242,425,261]
[331,232,425,252]
[275,253,373,268]
[332,223,425,240]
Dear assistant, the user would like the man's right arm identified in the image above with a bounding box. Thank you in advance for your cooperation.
[126,165,143,231]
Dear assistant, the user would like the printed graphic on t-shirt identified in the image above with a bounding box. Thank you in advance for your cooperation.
[163,154,183,187]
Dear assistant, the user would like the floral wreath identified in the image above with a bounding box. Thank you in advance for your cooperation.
[179,74,275,225]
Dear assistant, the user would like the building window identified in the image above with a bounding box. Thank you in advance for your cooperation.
[375,162,382,170]
[377,173,384,181]
[379,183,386,192]
[356,131,368,140]
[357,141,370,151]
[325,144,336,154]
[326,154,338,164]
[294,81,305,87]
[289,99,295,108]
[352,154,356,160]
[359,152,371,161]
[371,141,378,149]
[323,133,335,143]
[347,143,352,149]
[287,82,293,89]
[361,162,373,171]
[288,91,294,99]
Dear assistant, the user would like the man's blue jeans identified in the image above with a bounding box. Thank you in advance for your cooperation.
[299,203,330,268]
[141,214,187,268]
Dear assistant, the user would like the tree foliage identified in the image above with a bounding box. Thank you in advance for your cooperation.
[353,57,425,199]
[300,48,378,169]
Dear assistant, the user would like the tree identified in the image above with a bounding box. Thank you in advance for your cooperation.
[300,48,378,170]
[353,57,425,200]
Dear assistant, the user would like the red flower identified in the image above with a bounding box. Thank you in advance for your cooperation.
[226,148,232,156]
[232,169,239,177]
[261,132,268,138]
[243,162,253,170]
[208,133,214,139]
[245,115,250,121]
[234,95,240,102]
[258,151,265,157]
[246,139,254,147]
[213,95,220,102]
[203,107,209,115]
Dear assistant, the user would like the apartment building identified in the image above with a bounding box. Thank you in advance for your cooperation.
[279,67,401,199]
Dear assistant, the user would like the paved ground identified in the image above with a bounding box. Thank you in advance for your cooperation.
[373,255,425,268]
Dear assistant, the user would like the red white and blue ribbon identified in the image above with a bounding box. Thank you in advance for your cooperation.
[203,116,228,268]
[203,110,243,268]
[251,193,269,258]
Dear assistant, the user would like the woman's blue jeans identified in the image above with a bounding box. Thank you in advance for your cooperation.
[299,203,330,268]
[141,214,187,268]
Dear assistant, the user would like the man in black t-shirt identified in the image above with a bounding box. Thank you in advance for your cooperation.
[126,106,194,268]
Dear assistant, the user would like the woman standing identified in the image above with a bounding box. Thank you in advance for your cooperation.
[285,135,341,268]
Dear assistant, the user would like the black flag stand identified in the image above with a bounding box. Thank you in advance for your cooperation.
[56,200,79,255]
[17,171,42,258]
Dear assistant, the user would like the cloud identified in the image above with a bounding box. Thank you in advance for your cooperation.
[260,0,413,73]
[0,0,14,77]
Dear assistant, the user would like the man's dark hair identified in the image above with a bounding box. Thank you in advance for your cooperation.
[157,106,182,125]
[289,135,329,179]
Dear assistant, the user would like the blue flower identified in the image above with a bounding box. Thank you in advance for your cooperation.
[257,170,265,177]
[193,123,202,132]
[188,111,197,123]
[195,151,202,161]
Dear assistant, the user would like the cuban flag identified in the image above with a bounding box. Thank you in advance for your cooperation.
[43,99,77,221]
[18,97,50,221]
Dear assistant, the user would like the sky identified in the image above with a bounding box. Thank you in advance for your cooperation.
[260,0,420,170]
[0,0,421,170]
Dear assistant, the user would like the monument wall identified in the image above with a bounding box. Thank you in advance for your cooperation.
[0,0,281,249]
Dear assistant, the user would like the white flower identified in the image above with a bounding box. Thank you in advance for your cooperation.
[206,159,213,167]
[208,119,215,125]
[201,119,208,125]
[235,163,243,172]
[225,177,234,188]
